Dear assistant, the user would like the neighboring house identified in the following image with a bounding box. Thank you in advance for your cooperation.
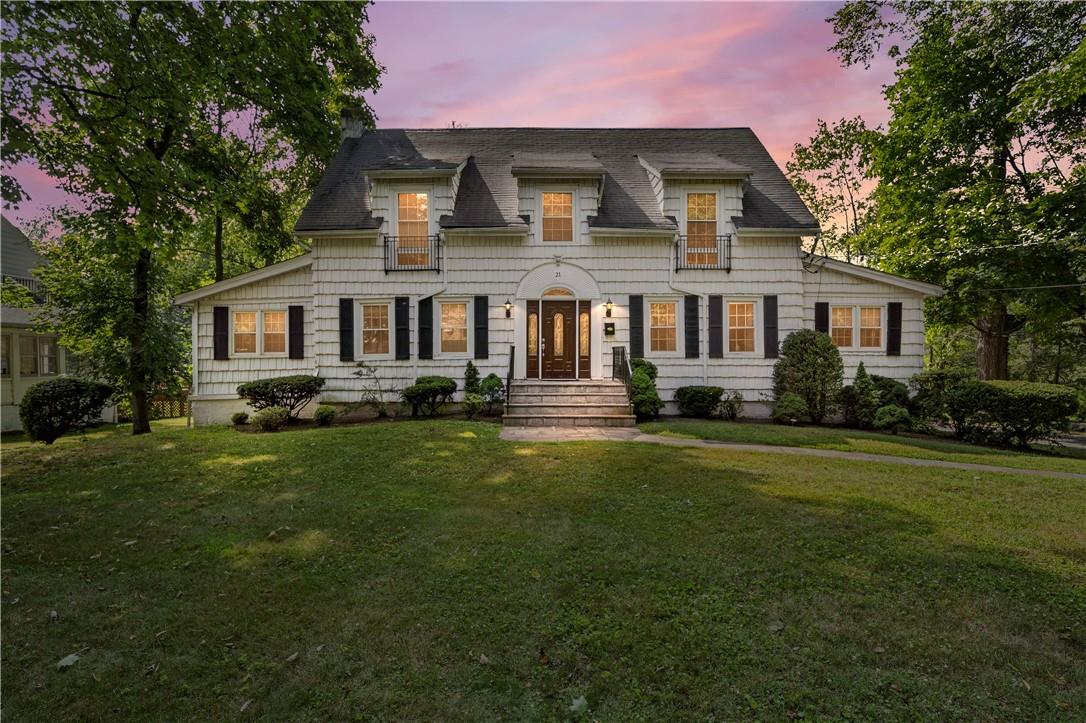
[175,126,942,426]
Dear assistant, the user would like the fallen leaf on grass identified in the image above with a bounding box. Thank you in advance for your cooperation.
[239,699,252,712]
[285,652,299,663]
[57,653,80,670]
[569,695,588,714]
[479,653,489,665]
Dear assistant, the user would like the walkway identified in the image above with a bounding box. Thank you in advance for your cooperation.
[499,426,1086,480]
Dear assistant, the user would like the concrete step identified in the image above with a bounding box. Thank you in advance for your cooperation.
[508,391,630,404]
[510,380,626,395]
[505,402,633,416]
[502,413,636,428]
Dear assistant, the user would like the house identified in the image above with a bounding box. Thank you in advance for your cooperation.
[175,126,942,426]
[0,217,113,431]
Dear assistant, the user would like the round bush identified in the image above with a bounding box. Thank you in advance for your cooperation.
[401,376,457,417]
[772,330,843,424]
[631,368,663,421]
[675,386,724,418]
[250,406,289,432]
[230,411,249,426]
[19,377,112,444]
[479,374,505,415]
[313,405,336,427]
[236,375,325,419]
[462,392,484,420]
[631,357,658,381]
[772,392,809,425]
[874,404,911,434]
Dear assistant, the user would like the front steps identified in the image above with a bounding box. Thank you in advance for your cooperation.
[503,379,636,427]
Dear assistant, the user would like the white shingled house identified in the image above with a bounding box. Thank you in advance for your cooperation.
[175,126,942,426]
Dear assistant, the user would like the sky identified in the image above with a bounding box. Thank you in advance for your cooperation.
[4,1,897,228]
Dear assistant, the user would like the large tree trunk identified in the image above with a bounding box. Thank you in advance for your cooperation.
[129,248,153,434]
[213,212,224,281]
[976,307,1010,380]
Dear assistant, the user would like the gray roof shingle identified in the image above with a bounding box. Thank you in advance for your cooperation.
[294,128,818,233]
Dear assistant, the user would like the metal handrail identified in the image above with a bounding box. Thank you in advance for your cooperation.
[675,234,732,271]
[505,345,515,413]
[612,346,632,398]
[383,234,441,273]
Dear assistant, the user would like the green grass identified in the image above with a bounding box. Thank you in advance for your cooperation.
[639,419,1086,475]
[2,420,1084,719]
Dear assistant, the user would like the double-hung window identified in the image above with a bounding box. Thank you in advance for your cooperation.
[233,311,258,354]
[829,306,884,349]
[830,306,853,348]
[649,301,677,353]
[728,302,755,353]
[396,192,430,266]
[859,307,883,348]
[232,310,286,355]
[686,192,718,266]
[541,192,574,242]
[361,302,391,356]
[19,336,38,376]
[263,311,286,354]
[440,301,468,354]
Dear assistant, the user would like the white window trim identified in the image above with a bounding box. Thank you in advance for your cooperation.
[536,186,578,245]
[358,299,395,360]
[389,185,435,239]
[17,334,60,377]
[436,298,473,359]
[679,187,723,238]
[724,298,761,356]
[229,308,287,357]
[646,297,684,358]
[828,304,887,352]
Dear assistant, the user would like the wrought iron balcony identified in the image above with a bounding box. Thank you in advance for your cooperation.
[383,234,441,273]
[3,274,47,303]
[675,234,732,272]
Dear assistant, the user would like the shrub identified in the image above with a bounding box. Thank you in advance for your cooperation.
[352,362,392,418]
[313,405,336,427]
[401,376,457,417]
[772,329,843,424]
[463,392,484,420]
[463,361,480,395]
[719,391,744,421]
[874,404,911,434]
[845,362,881,429]
[250,405,289,432]
[631,368,663,421]
[870,374,910,408]
[230,411,249,426]
[479,373,505,415]
[631,357,658,381]
[772,392,809,425]
[236,375,325,420]
[19,377,112,444]
[675,386,724,418]
[909,368,972,429]
[947,380,1078,448]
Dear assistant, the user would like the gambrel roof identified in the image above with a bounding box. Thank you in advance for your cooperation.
[295,128,818,234]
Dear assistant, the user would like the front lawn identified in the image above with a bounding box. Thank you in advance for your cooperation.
[2,421,1084,719]
[639,419,1086,475]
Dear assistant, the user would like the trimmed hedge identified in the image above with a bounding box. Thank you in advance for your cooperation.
[19,377,112,444]
[401,375,457,417]
[773,392,809,425]
[631,357,658,381]
[947,380,1079,448]
[772,330,843,424]
[250,406,289,432]
[675,386,724,418]
[313,405,336,426]
[236,375,325,420]
[479,373,505,415]
[874,404,911,434]
[631,368,663,421]
[909,369,972,429]
[230,411,249,426]
[463,392,484,420]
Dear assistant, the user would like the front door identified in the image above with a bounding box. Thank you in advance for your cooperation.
[541,300,576,378]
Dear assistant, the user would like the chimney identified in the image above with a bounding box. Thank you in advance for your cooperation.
[339,107,368,140]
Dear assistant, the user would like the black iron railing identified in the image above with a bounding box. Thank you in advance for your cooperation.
[383,234,441,273]
[505,345,515,413]
[3,274,46,302]
[675,234,732,271]
[612,346,632,398]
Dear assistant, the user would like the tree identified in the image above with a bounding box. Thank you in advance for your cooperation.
[786,117,877,262]
[3,2,382,432]
[828,1,1086,380]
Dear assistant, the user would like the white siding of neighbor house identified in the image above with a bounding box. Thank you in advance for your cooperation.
[186,179,932,422]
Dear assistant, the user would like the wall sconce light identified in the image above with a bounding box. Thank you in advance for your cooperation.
[605,298,613,317]
[504,299,512,318]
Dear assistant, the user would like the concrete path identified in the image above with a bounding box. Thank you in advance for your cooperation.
[499,426,1086,480]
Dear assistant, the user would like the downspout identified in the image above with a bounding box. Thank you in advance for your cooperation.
[666,234,709,384]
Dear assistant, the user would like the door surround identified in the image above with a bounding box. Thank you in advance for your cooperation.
[525,295,592,380]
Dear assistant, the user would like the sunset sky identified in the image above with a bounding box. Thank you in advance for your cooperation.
[4,1,897,227]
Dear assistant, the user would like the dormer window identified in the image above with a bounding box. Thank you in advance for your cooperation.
[685,192,718,266]
[541,192,574,242]
[396,192,430,266]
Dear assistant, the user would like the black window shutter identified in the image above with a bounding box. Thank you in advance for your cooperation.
[629,295,644,358]
[288,305,304,359]
[887,302,902,356]
[338,298,354,362]
[708,295,723,358]
[815,302,829,334]
[213,306,229,360]
[474,295,488,360]
[418,296,433,359]
[684,295,699,359]
[395,297,410,360]
[763,295,779,359]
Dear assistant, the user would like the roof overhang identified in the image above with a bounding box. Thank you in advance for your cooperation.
[659,170,751,181]
[293,227,382,240]
[735,226,821,237]
[588,226,677,238]
[815,256,945,296]
[173,254,313,305]
[363,168,458,179]
[442,225,529,237]
[511,169,605,180]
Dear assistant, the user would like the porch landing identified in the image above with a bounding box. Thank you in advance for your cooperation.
[502,379,635,427]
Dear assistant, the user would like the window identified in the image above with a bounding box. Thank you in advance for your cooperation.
[233,311,258,354]
[396,192,430,266]
[440,302,468,354]
[39,338,58,375]
[543,287,574,296]
[831,306,853,347]
[579,312,589,354]
[686,192,718,266]
[553,312,565,355]
[263,311,286,354]
[728,302,755,353]
[860,307,882,348]
[528,312,538,356]
[1,335,9,377]
[361,303,390,356]
[541,192,573,242]
[649,301,677,353]
[19,336,38,376]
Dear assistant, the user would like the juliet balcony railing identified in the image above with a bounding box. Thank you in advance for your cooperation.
[383,234,442,273]
[675,234,732,272]
[2,274,47,303]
